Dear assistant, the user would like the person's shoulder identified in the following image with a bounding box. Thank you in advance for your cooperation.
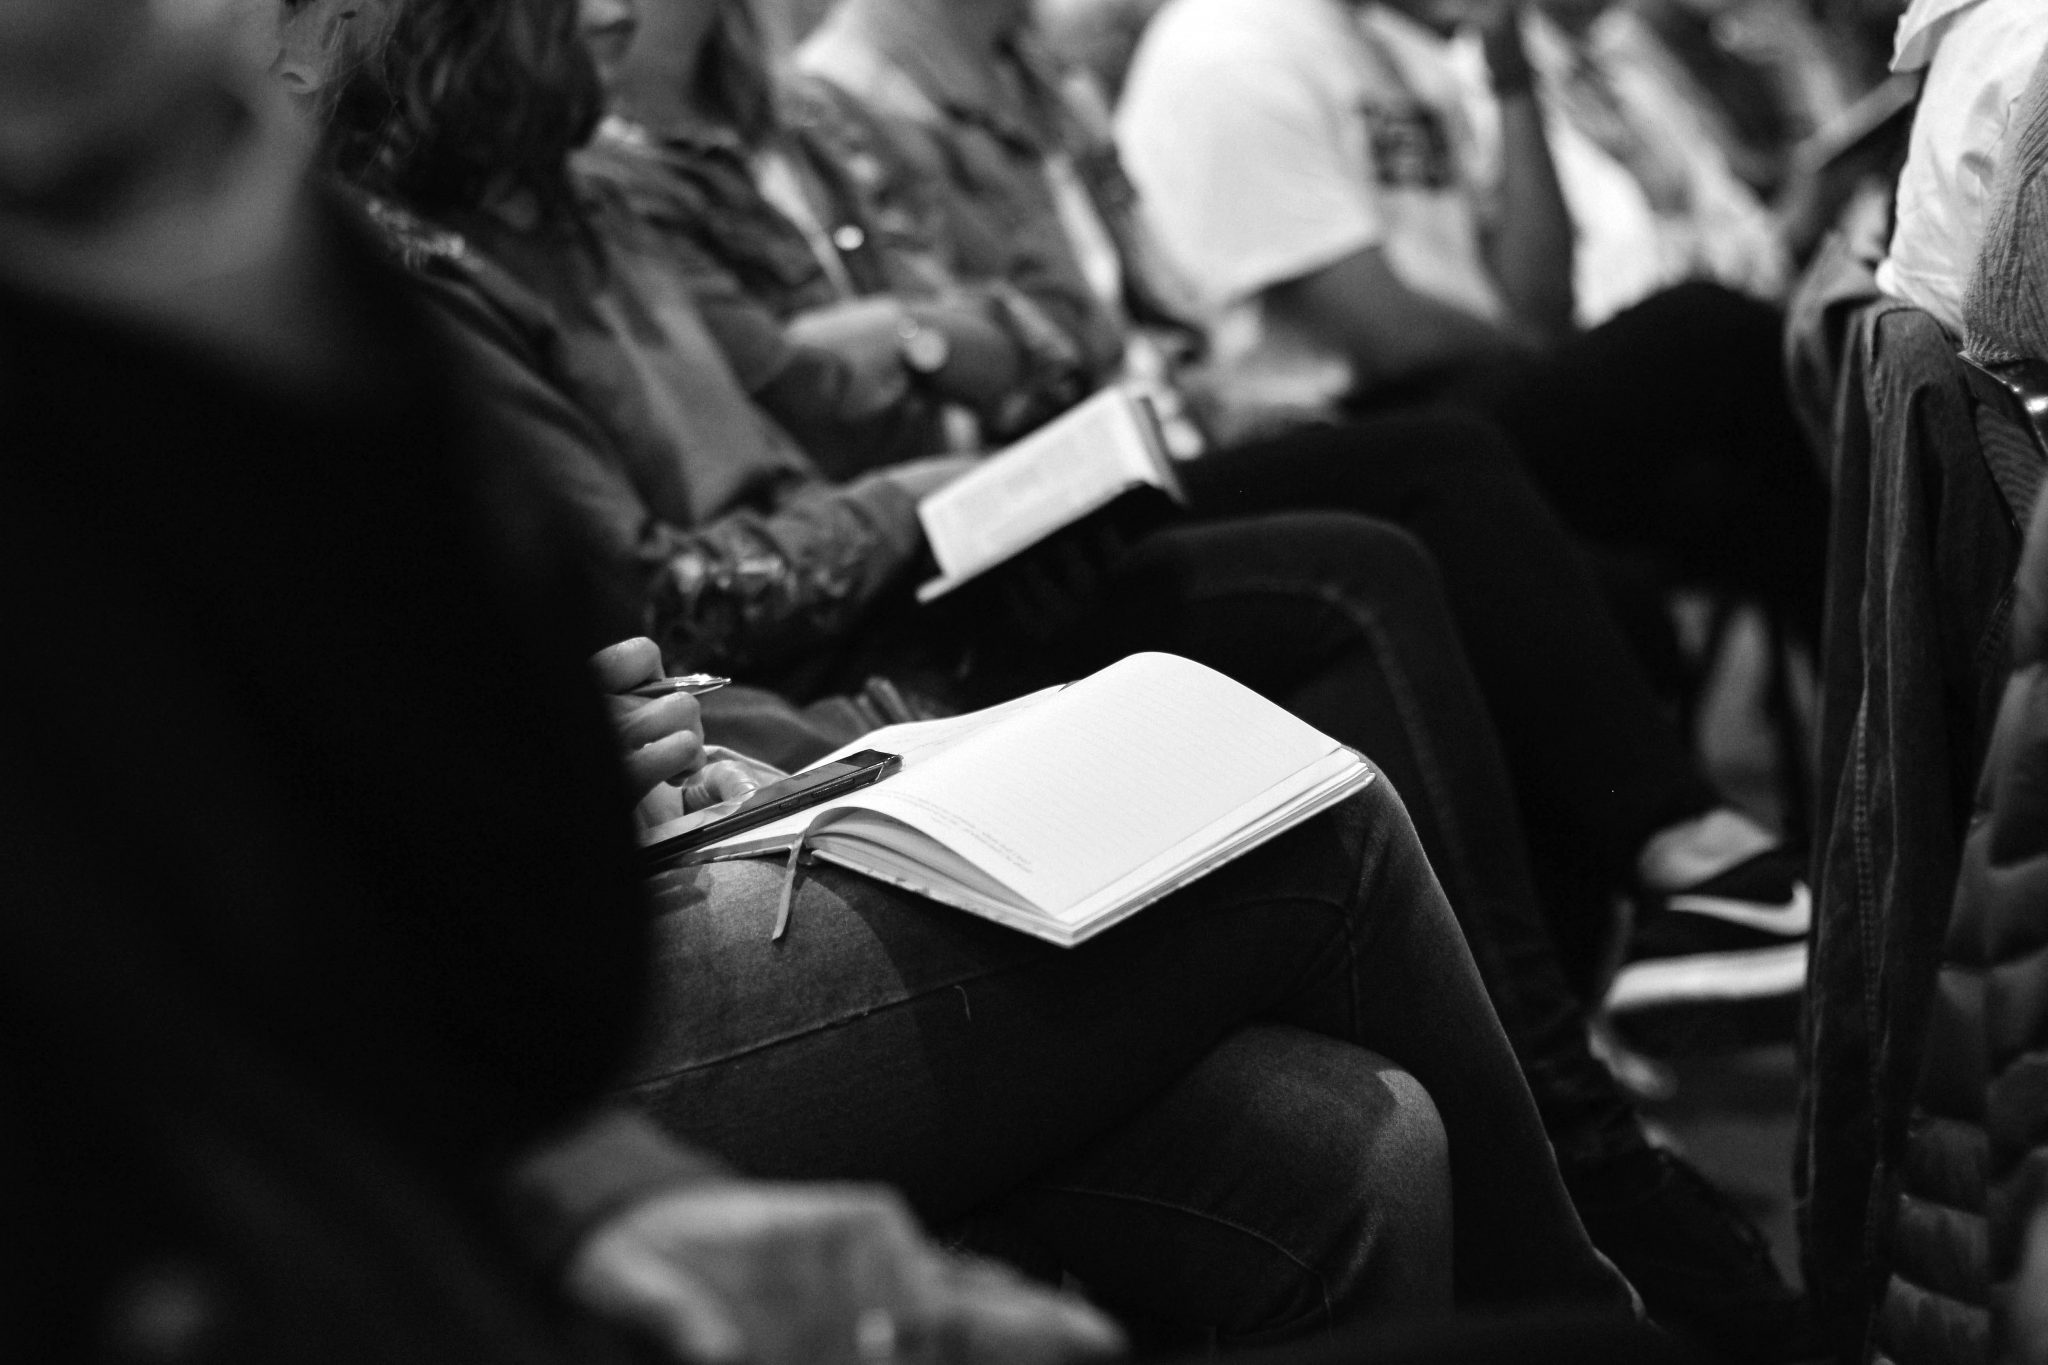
[1353,4,1453,63]
[347,192,487,285]
[1141,0,1331,60]
[1964,0,2048,87]
[572,119,721,240]
[1898,0,2048,77]
[1123,0,1336,110]
[796,21,937,125]
[341,192,567,360]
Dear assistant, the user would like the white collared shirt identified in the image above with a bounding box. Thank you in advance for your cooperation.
[1877,0,2048,334]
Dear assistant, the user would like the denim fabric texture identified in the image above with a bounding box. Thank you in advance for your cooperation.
[1802,296,2026,1356]
[1177,420,1711,1168]
[624,782,1633,1340]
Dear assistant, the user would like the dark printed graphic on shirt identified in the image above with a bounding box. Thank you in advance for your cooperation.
[1359,102,1455,190]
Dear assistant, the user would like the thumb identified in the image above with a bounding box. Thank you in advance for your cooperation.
[925,1257,1126,1364]
[682,759,766,811]
[570,1238,750,1365]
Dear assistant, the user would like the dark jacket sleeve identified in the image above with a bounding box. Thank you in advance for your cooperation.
[417,267,927,675]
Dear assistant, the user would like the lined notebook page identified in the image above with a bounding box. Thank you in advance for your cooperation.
[845,653,1343,912]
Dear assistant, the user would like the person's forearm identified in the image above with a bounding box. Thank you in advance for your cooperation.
[1483,41,1576,342]
[1270,247,1530,392]
[905,302,1022,409]
[1358,292,1525,387]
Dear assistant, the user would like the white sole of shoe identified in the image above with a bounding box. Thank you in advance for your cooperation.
[1605,943,1808,1013]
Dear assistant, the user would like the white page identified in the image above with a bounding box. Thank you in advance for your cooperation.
[668,686,1062,856]
[832,653,1350,913]
[917,387,1167,581]
[1055,750,1372,926]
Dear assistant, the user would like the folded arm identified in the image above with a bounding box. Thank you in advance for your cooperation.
[1472,5,1575,342]
[1268,245,1536,391]
[421,274,935,677]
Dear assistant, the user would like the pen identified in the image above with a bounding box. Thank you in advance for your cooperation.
[629,674,732,699]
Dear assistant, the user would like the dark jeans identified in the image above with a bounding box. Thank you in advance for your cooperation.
[1223,1311,1708,1365]
[1398,282,1830,647]
[625,781,1633,1342]
[1180,410,1721,899]
[1062,506,1650,1170]
[833,497,1665,1170]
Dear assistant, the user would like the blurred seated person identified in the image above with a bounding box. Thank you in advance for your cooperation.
[0,4,1121,1361]
[583,0,1103,479]
[1458,0,1791,327]
[244,0,1647,1342]
[1113,0,1829,654]
[1620,0,1859,197]
[1878,0,2048,337]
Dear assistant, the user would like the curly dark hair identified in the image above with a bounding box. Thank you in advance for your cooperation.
[317,0,602,223]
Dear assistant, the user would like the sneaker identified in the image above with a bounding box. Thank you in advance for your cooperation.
[1608,849,1810,1017]
[1566,1145,1821,1362]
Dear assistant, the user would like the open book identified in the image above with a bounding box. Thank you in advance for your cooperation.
[673,653,1375,946]
[917,385,1187,602]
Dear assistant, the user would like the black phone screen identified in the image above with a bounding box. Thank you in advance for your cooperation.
[641,749,901,865]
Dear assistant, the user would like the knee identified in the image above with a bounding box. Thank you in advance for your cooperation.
[1282,513,1450,616]
[1330,1059,1453,1318]
[1208,1027,1454,1341]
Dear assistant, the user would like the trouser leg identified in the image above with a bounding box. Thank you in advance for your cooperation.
[1181,411,1720,885]
[1081,511,1647,1169]
[1470,283,1829,645]
[1004,1025,1454,1343]
[625,780,1632,1322]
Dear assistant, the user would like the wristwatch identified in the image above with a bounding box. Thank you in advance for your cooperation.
[896,312,952,380]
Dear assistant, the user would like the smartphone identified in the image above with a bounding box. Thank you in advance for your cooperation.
[641,749,902,866]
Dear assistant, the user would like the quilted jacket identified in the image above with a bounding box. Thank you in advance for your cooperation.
[1875,478,2048,1365]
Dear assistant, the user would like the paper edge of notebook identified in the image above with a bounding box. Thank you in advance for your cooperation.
[915,475,1165,604]
[765,756,1376,948]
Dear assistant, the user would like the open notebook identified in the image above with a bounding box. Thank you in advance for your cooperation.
[664,654,1374,946]
[916,385,1186,602]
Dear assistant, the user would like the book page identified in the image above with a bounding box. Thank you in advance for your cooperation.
[671,686,1063,856]
[837,654,1349,914]
[917,387,1171,583]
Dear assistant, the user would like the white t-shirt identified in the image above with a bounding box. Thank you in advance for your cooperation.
[1877,0,2048,335]
[1117,0,1503,410]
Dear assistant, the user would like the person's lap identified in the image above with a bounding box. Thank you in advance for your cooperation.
[625,785,1391,1219]
[622,778,1631,1317]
